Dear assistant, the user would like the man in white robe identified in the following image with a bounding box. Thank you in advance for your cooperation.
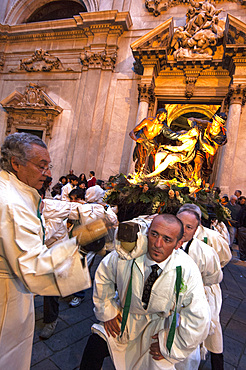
[0,133,90,370]
[80,214,211,370]
[176,206,223,369]
[177,203,229,370]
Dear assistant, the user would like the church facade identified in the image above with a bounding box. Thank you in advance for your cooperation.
[0,0,246,195]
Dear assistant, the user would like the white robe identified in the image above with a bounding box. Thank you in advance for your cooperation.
[195,225,231,268]
[0,171,90,370]
[176,237,223,369]
[61,182,73,201]
[91,224,211,370]
[195,225,231,353]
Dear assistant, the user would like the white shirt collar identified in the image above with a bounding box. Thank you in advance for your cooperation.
[145,253,171,271]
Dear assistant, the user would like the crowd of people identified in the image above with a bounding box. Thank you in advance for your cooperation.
[0,132,244,370]
[220,189,246,261]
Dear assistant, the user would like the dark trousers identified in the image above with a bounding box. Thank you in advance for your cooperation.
[211,352,224,370]
[238,227,246,260]
[80,333,110,370]
[43,296,59,323]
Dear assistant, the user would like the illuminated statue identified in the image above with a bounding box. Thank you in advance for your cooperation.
[129,108,179,172]
[146,125,200,178]
[190,112,227,183]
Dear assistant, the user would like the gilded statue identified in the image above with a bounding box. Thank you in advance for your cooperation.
[146,125,200,178]
[129,109,227,185]
[129,108,180,172]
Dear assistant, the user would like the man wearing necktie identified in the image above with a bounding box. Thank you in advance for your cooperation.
[80,214,211,370]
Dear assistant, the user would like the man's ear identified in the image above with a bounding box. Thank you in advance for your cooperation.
[175,239,183,250]
[10,156,20,172]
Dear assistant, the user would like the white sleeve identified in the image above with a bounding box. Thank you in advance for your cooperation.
[1,201,90,297]
[93,251,120,322]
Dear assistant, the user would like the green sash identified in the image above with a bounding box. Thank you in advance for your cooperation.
[120,258,135,338]
[37,198,45,244]
[120,260,182,354]
[166,265,182,353]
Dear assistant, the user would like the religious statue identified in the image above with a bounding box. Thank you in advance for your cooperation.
[129,108,179,173]
[130,107,227,185]
[171,0,224,59]
[190,112,227,183]
[146,125,200,178]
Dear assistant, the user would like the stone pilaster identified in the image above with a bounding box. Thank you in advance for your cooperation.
[127,86,151,174]
[216,84,246,194]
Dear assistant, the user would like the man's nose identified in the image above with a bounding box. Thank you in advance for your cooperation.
[154,235,163,248]
[45,168,52,177]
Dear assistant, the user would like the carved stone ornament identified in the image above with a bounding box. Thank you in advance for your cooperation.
[145,0,170,17]
[171,0,225,60]
[145,0,244,17]
[80,46,118,71]
[138,83,155,104]
[185,76,198,99]
[224,84,246,107]
[0,83,63,139]
[0,53,5,71]
[10,49,73,73]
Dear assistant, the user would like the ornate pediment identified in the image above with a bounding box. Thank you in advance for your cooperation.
[0,83,63,139]
[10,49,73,73]
[224,14,246,45]
[131,18,173,73]
[1,83,62,112]
[223,14,246,74]
[131,18,173,52]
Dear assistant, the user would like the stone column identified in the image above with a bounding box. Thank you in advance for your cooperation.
[216,84,245,195]
[127,82,155,174]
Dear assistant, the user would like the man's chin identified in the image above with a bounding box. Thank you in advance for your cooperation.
[35,181,44,190]
[149,251,165,263]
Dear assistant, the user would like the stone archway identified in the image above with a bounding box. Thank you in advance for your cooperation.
[4,0,99,25]
[166,104,221,127]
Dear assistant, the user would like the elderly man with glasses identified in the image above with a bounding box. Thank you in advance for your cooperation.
[0,133,91,370]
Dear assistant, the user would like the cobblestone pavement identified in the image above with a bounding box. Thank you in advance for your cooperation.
[31,247,246,370]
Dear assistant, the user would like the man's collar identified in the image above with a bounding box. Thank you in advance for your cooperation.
[145,253,171,271]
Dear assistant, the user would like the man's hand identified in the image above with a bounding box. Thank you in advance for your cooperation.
[104,313,122,338]
[136,137,144,143]
[149,334,164,361]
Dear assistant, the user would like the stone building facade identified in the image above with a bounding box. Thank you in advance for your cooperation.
[0,0,246,195]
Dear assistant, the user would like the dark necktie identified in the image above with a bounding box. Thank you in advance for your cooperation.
[142,264,159,308]
[183,238,193,254]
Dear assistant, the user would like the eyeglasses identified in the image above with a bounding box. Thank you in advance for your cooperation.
[26,159,53,174]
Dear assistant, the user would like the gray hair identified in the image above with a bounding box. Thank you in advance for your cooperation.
[0,132,47,172]
[177,203,201,224]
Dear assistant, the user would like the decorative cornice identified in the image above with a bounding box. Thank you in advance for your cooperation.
[0,11,131,42]
[10,49,73,73]
[80,46,118,71]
